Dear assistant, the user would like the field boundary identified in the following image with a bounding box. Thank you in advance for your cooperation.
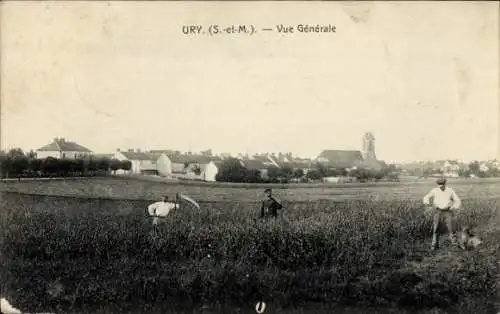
[2,174,500,190]
[112,174,500,189]
[0,176,109,182]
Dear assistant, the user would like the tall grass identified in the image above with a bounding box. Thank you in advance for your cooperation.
[1,196,498,313]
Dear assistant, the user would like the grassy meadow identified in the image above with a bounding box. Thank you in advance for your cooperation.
[1,178,499,314]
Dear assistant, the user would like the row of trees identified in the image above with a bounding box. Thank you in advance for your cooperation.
[409,161,500,178]
[215,158,400,183]
[215,159,263,183]
[462,161,500,178]
[0,149,132,179]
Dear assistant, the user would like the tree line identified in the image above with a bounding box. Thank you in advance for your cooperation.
[215,158,399,183]
[407,161,500,178]
[0,149,132,179]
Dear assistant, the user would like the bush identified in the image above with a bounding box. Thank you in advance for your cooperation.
[216,158,265,183]
[0,154,129,178]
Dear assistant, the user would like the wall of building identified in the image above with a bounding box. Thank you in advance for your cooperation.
[36,151,91,159]
[202,162,219,182]
[156,154,172,177]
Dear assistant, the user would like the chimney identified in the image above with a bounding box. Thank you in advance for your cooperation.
[117,148,120,152]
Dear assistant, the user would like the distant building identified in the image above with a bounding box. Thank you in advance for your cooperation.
[362,132,377,160]
[281,160,314,173]
[479,162,490,172]
[244,154,280,168]
[149,150,221,181]
[93,153,114,159]
[36,137,92,159]
[440,160,461,177]
[113,149,158,175]
[316,150,364,169]
[154,152,172,177]
[200,161,219,182]
[238,159,271,178]
[316,132,384,171]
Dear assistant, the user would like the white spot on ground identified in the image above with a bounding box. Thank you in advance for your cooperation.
[1,297,21,314]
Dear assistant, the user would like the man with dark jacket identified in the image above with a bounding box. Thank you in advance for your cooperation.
[260,188,283,219]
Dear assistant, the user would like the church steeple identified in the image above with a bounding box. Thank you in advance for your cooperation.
[362,132,377,160]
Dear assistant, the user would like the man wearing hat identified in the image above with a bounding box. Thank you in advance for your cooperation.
[423,177,462,250]
[260,188,283,219]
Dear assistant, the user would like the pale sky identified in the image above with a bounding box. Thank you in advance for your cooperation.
[1,1,499,162]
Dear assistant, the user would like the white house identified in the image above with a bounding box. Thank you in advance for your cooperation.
[441,160,461,177]
[489,159,500,169]
[200,161,219,182]
[113,149,157,175]
[181,156,221,181]
[148,151,221,181]
[479,163,490,172]
[36,137,92,159]
[155,152,172,177]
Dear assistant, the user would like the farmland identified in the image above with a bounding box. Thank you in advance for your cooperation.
[1,176,500,202]
[1,177,499,314]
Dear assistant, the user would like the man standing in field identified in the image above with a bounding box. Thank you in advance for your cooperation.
[422,178,462,250]
[260,188,283,219]
[147,195,179,226]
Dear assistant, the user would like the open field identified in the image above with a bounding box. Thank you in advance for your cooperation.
[1,176,500,202]
[1,178,499,313]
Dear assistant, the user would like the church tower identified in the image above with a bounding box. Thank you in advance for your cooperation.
[362,132,377,160]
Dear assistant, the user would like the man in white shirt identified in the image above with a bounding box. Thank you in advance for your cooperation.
[423,178,462,250]
[147,195,179,226]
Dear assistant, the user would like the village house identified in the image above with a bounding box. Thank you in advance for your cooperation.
[479,162,490,173]
[439,160,461,177]
[182,155,222,182]
[93,153,114,159]
[149,150,221,182]
[250,154,281,168]
[148,150,186,175]
[237,159,273,178]
[198,160,220,182]
[152,152,172,177]
[36,137,93,159]
[113,149,158,175]
[488,159,500,170]
[280,160,314,174]
[316,150,365,170]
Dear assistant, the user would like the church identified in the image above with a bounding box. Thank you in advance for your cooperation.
[315,132,385,171]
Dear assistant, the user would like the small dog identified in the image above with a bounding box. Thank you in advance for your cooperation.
[457,226,483,250]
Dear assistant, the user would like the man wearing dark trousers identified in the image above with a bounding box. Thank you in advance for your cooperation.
[423,177,462,250]
[260,188,283,219]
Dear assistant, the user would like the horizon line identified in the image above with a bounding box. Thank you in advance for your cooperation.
[1,145,497,164]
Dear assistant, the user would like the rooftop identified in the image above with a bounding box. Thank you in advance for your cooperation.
[37,138,92,153]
